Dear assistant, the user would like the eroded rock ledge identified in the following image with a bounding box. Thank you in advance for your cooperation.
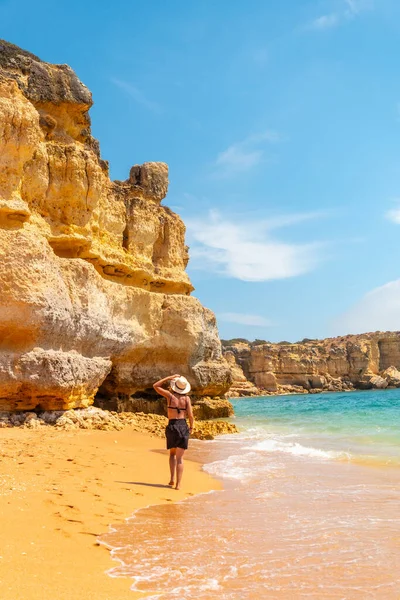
[94,394,234,420]
[0,407,238,440]
[0,40,231,410]
[223,332,400,396]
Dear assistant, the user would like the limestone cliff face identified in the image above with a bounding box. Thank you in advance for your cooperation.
[224,350,260,397]
[223,332,400,396]
[0,40,231,410]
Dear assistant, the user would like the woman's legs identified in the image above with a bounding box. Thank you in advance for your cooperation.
[175,447,185,490]
[169,449,176,485]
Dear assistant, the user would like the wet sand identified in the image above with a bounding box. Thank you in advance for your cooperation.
[0,427,221,599]
[102,436,400,599]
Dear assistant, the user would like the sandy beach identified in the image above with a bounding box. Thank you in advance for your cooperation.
[0,427,221,600]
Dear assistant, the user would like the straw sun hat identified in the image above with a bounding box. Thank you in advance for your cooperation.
[170,376,191,394]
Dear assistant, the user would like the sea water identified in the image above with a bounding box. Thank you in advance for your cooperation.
[102,389,400,599]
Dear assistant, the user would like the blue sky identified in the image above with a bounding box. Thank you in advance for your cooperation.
[3,0,400,342]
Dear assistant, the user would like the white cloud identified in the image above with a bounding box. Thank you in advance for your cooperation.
[309,0,373,31]
[345,0,359,14]
[246,131,283,144]
[187,209,323,282]
[218,313,273,327]
[385,202,400,224]
[214,130,283,176]
[216,146,263,173]
[310,14,340,30]
[333,280,400,335]
[344,0,374,16]
[111,78,162,114]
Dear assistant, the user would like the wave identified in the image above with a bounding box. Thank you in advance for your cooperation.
[144,578,221,600]
[250,438,350,460]
[204,452,270,480]
[203,433,352,482]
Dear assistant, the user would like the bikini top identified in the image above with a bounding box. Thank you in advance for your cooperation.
[167,394,188,414]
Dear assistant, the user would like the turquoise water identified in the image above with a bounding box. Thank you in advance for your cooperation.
[231,389,400,465]
[103,390,400,599]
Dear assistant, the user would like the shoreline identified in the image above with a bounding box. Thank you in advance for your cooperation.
[0,427,222,599]
[100,486,220,593]
[229,386,397,399]
[107,393,400,597]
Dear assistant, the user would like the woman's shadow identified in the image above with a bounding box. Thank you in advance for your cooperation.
[115,481,172,489]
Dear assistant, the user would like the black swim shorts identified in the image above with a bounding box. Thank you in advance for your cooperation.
[165,419,189,450]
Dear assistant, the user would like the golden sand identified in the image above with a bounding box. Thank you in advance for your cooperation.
[0,427,221,599]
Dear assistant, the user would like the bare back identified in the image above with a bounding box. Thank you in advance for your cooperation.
[166,391,191,420]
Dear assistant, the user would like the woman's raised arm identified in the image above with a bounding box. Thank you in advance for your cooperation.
[153,374,180,399]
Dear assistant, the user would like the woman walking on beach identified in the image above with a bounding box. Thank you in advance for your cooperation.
[153,374,194,490]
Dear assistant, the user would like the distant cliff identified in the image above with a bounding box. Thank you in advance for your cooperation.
[0,40,231,411]
[223,332,400,396]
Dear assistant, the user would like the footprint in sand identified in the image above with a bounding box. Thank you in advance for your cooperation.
[63,504,80,513]
[59,530,72,538]
[67,518,83,524]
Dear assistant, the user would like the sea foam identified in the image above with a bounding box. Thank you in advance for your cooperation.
[250,438,349,460]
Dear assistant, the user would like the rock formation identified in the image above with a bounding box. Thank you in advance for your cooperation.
[223,332,400,396]
[95,394,234,419]
[224,350,260,397]
[0,40,231,411]
[0,407,238,440]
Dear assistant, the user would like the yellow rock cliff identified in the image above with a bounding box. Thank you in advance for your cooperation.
[223,332,400,396]
[0,40,231,410]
